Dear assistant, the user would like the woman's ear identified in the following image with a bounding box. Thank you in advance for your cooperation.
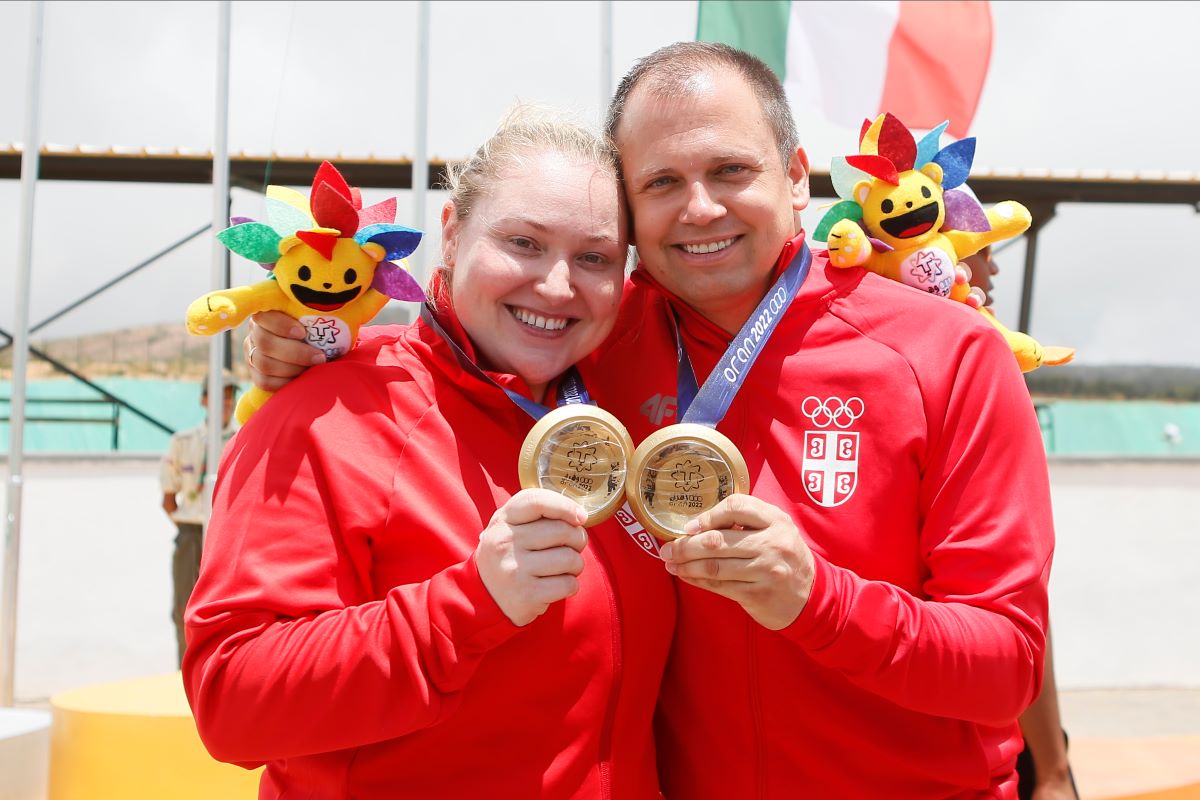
[441,201,459,267]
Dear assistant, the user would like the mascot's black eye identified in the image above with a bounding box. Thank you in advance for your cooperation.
[298,265,312,281]
[881,199,894,214]
[344,268,358,284]
[921,185,932,198]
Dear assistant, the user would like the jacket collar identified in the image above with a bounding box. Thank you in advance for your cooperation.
[413,272,545,405]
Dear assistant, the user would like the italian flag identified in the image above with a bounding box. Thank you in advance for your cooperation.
[696,0,992,138]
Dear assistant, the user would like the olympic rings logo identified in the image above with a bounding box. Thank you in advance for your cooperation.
[800,396,865,429]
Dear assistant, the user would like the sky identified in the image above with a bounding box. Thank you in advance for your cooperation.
[0,0,1197,366]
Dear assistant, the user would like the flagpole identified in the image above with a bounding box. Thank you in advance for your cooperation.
[600,0,613,106]
[2,0,46,708]
[206,0,231,515]
[412,0,431,289]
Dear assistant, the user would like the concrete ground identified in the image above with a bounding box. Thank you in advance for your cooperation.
[0,456,1197,798]
[1061,689,1200,798]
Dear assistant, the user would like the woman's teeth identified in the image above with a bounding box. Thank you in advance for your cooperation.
[682,237,736,255]
[512,307,568,331]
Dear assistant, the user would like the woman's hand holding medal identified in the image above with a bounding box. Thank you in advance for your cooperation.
[475,489,590,627]
[658,494,816,631]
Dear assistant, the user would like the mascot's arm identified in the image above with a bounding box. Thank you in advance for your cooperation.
[187,280,287,336]
[946,201,1033,261]
[826,218,874,268]
[344,288,392,327]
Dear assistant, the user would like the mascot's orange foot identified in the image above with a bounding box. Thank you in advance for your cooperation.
[979,308,1075,373]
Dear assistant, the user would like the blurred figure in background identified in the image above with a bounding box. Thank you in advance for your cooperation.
[159,370,238,667]
[964,244,999,305]
[962,246,1078,800]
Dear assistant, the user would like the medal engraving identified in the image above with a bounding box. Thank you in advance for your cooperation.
[627,424,749,541]
[519,406,633,526]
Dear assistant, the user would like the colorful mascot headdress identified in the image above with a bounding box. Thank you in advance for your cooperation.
[218,161,424,302]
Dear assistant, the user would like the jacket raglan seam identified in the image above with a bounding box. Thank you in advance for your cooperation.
[382,343,518,654]
[823,301,933,474]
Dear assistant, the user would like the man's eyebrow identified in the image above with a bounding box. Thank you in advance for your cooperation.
[632,153,765,180]
[629,165,672,183]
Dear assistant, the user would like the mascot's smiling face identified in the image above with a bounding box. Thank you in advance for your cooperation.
[274,235,385,312]
[855,162,946,250]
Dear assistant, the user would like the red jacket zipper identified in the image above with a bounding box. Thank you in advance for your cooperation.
[592,535,622,798]
[749,619,766,799]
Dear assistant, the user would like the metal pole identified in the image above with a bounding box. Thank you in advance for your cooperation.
[1018,206,1056,335]
[206,1,231,524]
[412,0,431,286]
[223,197,233,370]
[600,0,613,106]
[2,0,45,708]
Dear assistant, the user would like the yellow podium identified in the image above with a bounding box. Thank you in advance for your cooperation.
[48,672,261,800]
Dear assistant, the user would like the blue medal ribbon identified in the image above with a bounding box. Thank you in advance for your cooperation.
[674,242,812,424]
[420,304,591,420]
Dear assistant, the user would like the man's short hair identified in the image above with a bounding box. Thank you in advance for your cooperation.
[604,41,799,171]
[200,369,239,398]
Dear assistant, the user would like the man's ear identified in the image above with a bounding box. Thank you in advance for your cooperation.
[787,146,811,212]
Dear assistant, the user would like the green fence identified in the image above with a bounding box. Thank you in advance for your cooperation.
[1,380,1198,458]
[1034,398,1200,457]
[0,378,238,454]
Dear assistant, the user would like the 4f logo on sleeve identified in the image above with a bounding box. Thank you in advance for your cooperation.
[800,396,864,507]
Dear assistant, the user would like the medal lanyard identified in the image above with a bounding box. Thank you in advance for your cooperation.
[673,242,812,425]
[420,305,591,421]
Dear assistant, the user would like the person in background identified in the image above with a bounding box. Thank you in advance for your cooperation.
[158,370,237,667]
[183,109,673,799]
[964,247,1079,800]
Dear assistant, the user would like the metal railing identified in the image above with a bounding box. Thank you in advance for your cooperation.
[0,396,122,450]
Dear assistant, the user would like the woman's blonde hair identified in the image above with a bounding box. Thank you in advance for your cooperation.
[433,104,622,297]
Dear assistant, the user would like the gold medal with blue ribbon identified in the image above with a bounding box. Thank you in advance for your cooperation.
[627,423,748,541]
[627,242,812,540]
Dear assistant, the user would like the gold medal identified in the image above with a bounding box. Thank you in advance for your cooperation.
[518,405,634,526]
[626,423,749,541]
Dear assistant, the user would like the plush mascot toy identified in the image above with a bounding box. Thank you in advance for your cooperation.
[816,113,1073,372]
[187,161,424,423]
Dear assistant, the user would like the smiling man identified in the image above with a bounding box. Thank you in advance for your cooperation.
[593,42,1054,797]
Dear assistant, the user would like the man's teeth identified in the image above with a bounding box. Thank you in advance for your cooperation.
[512,307,568,331]
[682,237,735,255]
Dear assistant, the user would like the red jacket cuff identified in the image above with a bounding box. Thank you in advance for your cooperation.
[780,550,838,649]
[423,556,522,685]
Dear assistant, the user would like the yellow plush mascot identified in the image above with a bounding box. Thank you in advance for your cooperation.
[187,161,423,423]
[816,113,1072,372]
